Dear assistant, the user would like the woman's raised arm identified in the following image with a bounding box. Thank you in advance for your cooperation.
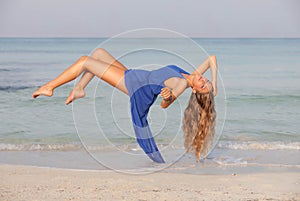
[194,55,218,96]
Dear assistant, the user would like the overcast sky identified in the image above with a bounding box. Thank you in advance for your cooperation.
[0,0,299,38]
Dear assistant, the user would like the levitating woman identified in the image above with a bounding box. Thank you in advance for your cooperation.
[32,48,218,163]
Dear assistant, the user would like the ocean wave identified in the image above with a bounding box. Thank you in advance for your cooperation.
[227,94,300,103]
[0,86,33,91]
[0,68,10,72]
[0,143,82,151]
[212,156,300,168]
[1,141,299,152]
[0,142,183,152]
[217,141,300,150]
[0,143,135,151]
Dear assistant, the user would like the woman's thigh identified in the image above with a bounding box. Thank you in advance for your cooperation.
[83,57,128,94]
[91,48,128,71]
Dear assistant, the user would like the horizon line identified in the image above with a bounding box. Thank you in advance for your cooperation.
[0,36,299,39]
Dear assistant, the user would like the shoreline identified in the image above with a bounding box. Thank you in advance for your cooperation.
[1,164,299,201]
[1,148,299,175]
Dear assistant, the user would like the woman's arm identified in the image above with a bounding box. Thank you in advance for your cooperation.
[160,88,176,108]
[160,80,187,109]
[195,55,218,96]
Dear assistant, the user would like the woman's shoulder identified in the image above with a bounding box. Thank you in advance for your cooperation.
[164,65,190,75]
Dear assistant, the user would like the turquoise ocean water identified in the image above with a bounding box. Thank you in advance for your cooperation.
[0,38,299,173]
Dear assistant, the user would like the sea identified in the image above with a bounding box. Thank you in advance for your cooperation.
[0,37,299,174]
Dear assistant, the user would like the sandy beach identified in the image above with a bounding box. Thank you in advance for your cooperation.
[0,164,299,201]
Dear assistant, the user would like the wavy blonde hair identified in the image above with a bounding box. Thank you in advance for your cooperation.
[182,91,216,161]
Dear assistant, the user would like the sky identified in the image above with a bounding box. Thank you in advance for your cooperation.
[0,0,299,38]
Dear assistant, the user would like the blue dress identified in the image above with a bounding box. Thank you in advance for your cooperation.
[124,65,190,163]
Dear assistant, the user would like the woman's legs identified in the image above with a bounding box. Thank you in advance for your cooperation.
[32,56,87,98]
[32,55,128,102]
[65,48,127,104]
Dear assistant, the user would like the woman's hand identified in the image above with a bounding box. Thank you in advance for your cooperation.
[160,87,176,109]
[160,87,172,100]
[194,55,218,97]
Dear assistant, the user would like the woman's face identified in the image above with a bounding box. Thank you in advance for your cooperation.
[192,73,212,94]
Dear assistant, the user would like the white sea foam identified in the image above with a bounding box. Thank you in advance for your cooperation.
[212,156,248,166]
[212,156,300,168]
[1,141,299,152]
[217,141,300,150]
[0,143,82,151]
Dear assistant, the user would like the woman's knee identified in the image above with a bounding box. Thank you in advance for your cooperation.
[92,48,109,58]
[78,55,90,70]
[80,55,89,60]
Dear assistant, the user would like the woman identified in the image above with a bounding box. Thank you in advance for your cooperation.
[32,48,218,163]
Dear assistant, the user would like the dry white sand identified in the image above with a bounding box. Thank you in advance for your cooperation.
[1,164,299,201]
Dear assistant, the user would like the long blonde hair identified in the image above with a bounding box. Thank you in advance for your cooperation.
[182,91,216,161]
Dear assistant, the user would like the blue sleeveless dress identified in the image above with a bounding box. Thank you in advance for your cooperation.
[124,65,190,163]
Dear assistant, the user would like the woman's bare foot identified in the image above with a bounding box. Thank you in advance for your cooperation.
[32,85,54,98]
[65,85,85,105]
